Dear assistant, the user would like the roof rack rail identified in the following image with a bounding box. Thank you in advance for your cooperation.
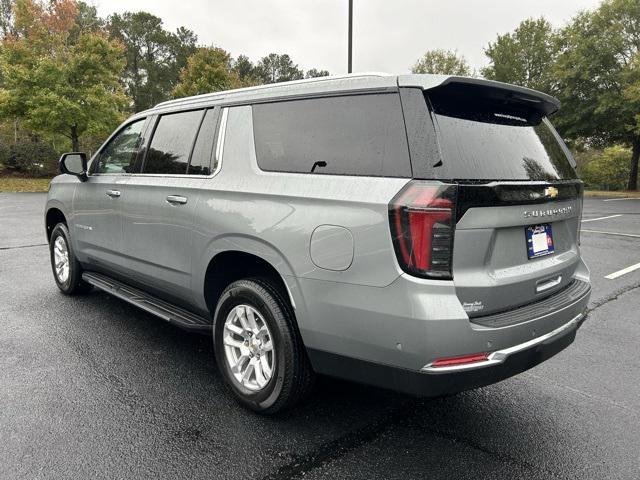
[154,72,391,108]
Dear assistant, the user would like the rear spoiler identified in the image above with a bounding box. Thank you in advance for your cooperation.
[398,74,560,117]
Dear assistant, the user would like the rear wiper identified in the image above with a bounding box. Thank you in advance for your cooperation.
[311,161,327,173]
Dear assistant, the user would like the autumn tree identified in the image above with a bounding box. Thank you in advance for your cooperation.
[0,0,128,151]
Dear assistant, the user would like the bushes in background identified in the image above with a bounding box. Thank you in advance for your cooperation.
[0,141,59,177]
[579,145,631,191]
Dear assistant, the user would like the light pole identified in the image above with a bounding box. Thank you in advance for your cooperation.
[348,0,353,73]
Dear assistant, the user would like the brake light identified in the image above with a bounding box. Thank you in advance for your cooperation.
[389,181,457,279]
[429,352,490,368]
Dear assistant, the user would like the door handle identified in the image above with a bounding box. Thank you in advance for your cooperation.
[106,190,121,198]
[166,195,188,205]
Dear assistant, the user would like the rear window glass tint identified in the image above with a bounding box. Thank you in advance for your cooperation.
[188,109,218,175]
[425,85,576,181]
[433,114,576,181]
[144,110,203,174]
[252,94,411,177]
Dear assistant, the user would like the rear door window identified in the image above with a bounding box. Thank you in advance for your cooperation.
[188,109,219,175]
[252,93,411,177]
[143,110,203,175]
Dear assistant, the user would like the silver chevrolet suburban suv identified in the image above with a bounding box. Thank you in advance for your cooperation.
[46,73,591,413]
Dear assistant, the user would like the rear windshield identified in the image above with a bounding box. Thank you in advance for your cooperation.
[427,88,577,181]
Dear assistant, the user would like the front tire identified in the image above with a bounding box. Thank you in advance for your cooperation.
[213,278,314,414]
[49,223,92,295]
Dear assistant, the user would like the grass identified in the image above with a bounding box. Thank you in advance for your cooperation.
[0,176,51,192]
[584,189,640,198]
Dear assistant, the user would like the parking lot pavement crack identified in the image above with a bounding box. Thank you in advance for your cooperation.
[0,243,47,250]
[586,282,640,314]
[258,399,419,480]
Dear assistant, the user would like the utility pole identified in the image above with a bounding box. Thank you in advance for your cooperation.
[348,0,353,73]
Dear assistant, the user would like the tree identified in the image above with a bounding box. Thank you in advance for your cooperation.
[107,11,197,111]
[305,68,329,78]
[482,18,559,93]
[173,47,241,98]
[581,145,631,190]
[411,49,471,76]
[0,0,15,38]
[0,0,128,151]
[232,54,259,86]
[553,0,640,190]
[69,1,104,42]
[254,53,304,83]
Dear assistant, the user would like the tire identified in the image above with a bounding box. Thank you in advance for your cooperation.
[49,223,92,295]
[213,277,314,414]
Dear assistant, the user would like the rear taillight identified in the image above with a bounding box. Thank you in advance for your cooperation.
[389,181,457,279]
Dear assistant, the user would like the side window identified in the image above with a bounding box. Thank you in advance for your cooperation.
[188,109,219,175]
[252,94,411,177]
[143,110,203,174]
[93,119,145,174]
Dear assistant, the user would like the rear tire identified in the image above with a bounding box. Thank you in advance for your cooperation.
[49,223,92,295]
[213,277,314,414]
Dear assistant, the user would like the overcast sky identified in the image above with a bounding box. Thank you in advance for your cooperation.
[94,0,602,74]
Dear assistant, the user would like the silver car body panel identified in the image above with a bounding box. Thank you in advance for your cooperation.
[46,73,590,393]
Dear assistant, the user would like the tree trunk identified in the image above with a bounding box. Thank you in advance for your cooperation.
[71,124,79,152]
[628,137,640,191]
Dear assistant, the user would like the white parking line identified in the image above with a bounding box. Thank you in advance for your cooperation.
[602,198,640,202]
[581,214,622,223]
[605,262,640,280]
[581,229,640,238]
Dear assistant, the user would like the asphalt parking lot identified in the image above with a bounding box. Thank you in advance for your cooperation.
[1,192,639,480]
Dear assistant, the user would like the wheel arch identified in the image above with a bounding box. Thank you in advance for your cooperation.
[202,249,300,319]
[45,206,67,241]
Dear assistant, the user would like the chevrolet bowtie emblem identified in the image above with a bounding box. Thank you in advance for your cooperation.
[544,186,559,199]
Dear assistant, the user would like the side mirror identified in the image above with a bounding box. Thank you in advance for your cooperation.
[59,152,88,181]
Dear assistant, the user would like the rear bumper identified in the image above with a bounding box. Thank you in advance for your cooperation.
[307,311,586,397]
[294,259,590,396]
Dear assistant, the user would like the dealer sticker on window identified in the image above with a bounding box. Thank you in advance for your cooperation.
[526,224,555,259]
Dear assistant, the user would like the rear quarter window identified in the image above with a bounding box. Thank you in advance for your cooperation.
[252,93,411,177]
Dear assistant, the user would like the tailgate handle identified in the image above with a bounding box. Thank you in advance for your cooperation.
[536,275,562,293]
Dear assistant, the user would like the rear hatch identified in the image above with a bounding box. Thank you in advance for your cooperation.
[399,80,584,318]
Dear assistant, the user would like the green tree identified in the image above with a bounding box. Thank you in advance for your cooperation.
[0,0,128,151]
[553,0,640,190]
[305,68,329,78]
[0,0,15,38]
[173,46,241,98]
[411,49,471,76]
[232,54,259,85]
[107,11,197,111]
[69,1,104,42]
[482,18,559,92]
[254,53,304,83]
[581,145,631,190]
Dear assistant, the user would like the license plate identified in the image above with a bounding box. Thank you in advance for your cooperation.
[526,224,554,259]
